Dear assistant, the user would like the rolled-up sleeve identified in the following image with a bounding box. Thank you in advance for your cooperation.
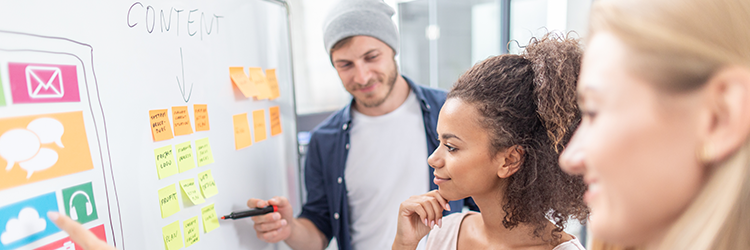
[298,134,334,242]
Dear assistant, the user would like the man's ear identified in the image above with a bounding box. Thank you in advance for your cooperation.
[497,145,524,178]
[700,66,750,163]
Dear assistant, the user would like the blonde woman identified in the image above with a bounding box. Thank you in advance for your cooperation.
[559,0,750,249]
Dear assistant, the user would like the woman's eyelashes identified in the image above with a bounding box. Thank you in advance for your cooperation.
[444,143,457,152]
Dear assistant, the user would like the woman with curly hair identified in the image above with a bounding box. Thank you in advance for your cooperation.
[392,34,588,250]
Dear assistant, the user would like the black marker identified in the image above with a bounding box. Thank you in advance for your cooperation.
[221,205,278,220]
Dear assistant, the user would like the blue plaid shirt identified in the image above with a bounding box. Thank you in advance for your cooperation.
[299,76,476,250]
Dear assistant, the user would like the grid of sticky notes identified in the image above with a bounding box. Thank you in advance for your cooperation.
[158,169,220,249]
[232,106,283,150]
[229,67,280,100]
[149,105,211,142]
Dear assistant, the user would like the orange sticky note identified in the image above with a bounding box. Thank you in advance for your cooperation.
[232,113,252,150]
[194,104,210,131]
[150,109,174,141]
[265,69,281,100]
[172,106,193,136]
[248,68,272,100]
[0,111,95,191]
[229,67,258,98]
[269,106,282,136]
[252,110,267,142]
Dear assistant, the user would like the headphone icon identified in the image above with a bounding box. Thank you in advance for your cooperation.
[69,191,92,221]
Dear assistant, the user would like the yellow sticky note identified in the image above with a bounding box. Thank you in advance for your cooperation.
[195,138,215,167]
[150,109,174,141]
[179,178,205,205]
[159,184,181,218]
[198,170,218,198]
[269,106,282,136]
[248,67,272,100]
[183,216,200,247]
[233,113,252,150]
[229,67,258,98]
[154,145,178,179]
[265,69,281,100]
[172,106,193,136]
[252,109,267,142]
[162,220,184,250]
[194,104,210,131]
[175,141,196,173]
[201,203,220,233]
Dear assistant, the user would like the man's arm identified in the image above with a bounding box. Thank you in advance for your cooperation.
[248,198,328,250]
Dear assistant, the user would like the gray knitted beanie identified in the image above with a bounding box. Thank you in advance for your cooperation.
[322,0,400,55]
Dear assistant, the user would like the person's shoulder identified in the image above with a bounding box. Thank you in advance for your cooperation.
[552,236,586,250]
[414,84,447,101]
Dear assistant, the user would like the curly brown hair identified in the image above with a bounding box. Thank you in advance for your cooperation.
[447,33,589,243]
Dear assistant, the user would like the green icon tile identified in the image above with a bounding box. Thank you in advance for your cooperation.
[62,182,98,224]
[0,72,6,106]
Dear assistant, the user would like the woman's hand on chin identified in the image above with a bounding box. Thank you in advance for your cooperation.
[392,190,450,250]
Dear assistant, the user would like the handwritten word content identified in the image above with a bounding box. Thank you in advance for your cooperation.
[154,145,178,179]
[162,220,184,250]
[194,104,210,131]
[158,184,180,218]
[127,3,224,40]
[184,216,200,247]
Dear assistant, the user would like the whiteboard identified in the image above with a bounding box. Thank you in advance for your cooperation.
[0,1,300,249]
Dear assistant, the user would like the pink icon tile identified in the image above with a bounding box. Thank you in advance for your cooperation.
[8,63,80,104]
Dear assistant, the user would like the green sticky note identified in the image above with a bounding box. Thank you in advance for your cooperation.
[201,203,220,233]
[176,141,196,173]
[162,220,184,250]
[179,178,205,205]
[62,182,98,224]
[183,216,200,247]
[195,138,215,167]
[155,145,178,179]
[197,170,218,198]
[0,72,5,106]
[158,184,181,218]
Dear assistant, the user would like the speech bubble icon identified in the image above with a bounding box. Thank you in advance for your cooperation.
[0,129,41,171]
[18,148,58,179]
[27,118,65,148]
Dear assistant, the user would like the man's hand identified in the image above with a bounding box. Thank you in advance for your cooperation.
[392,190,450,249]
[247,196,294,243]
[48,212,115,250]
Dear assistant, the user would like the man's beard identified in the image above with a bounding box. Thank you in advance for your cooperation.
[354,62,398,108]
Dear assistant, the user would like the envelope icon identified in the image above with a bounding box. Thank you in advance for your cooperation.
[25,66,64,99]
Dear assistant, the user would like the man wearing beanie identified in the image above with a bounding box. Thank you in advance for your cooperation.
[247,0,474,249]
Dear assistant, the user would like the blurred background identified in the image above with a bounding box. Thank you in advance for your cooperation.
[288,0,594,248]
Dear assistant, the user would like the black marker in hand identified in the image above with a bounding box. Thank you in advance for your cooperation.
[221,205,278,220]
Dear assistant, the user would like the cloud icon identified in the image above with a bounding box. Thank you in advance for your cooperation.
[1,207,47,245]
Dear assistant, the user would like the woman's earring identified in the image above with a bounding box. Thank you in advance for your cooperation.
[698,143,714,164]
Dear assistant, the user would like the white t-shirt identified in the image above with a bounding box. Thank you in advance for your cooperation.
[345,91,429,250]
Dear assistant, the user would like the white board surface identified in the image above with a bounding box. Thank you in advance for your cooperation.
[0,1,300,249]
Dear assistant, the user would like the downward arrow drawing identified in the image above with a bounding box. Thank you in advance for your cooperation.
[176,47,194,103]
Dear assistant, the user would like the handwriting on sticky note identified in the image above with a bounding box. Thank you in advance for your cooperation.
[194,104,210,131]
[195,138,215,167]
[180,178,205,205]
[266,69,280,100]
[175,141,196,173]
[172,106,193,136]
[269,106,282,136]
[248,67,272,100]
[163,220,184,250]
[154,145,178,179]
[201,203,220,233]
[229,67,258,98]
[159,184,180,218]
[183,216,200,247]
[198,170,218,198]
[150,109,174,141]
[232,113,252,150]
[252,109,267,142]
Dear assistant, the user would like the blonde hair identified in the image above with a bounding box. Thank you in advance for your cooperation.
[587,0,750,249]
